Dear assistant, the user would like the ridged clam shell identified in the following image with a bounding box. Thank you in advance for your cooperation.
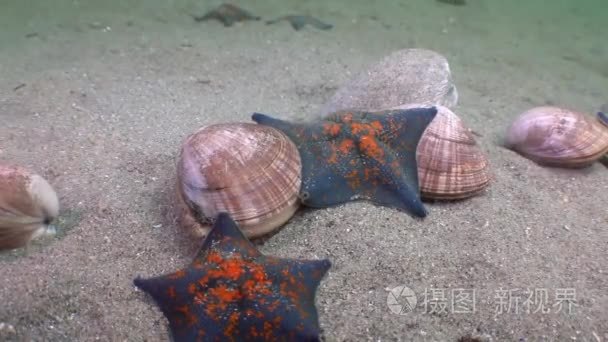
[0,163,59,250]
[505,106,608,168]
[395,104,491,199]
[176,123,302,238]
[319,48,458,116]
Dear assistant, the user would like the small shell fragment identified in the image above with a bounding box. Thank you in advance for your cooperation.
[0,163,59,250]
[176,123,302,239]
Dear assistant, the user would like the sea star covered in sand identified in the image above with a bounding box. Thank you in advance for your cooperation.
[193,4,260,27]
[133,213,331,341]
[252,107,437,217]
[266,15,333,31]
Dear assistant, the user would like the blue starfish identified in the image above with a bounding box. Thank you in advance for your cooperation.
[133,213,331,341]
[252,107,437,217]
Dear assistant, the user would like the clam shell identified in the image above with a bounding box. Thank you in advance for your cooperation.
[319,48,458,116]
[0,163,59,250]
[176,123,302,238]
[505,106,608,168]
[395,104,491,200]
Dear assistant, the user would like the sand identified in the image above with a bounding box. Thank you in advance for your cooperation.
[1,0,607,341]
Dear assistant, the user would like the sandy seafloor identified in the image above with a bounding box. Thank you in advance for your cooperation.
[1,0,607,341]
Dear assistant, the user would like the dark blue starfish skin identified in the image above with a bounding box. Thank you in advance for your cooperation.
[266,15,333,31]
[252,107,437,217]
[133,213,331,341]
[599,112,607,126]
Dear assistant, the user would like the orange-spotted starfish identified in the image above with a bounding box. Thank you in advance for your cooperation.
[252,107,437,217]
[133,213,330,341]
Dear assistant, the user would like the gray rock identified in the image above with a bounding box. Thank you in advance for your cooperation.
[319,48,458,115]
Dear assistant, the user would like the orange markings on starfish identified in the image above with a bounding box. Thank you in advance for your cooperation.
[390,160,402,176]
[169,269,186,280]
[266,299,281,312]
[341,112,353,123]
[188,283,197,294]
[370,120,383,131]
[242,262,273,298]
[262,321,275,340]
[209,284,242,303]
[349,122,367,135]
[204,257,245,282]
[338,139,354,154]
[359,135,384,160]
[350,120,382,136]
[202,284,242,319]
[167,286,177,299]
[175,305,198,327]
[344,169,361,189]
[322,122,341,137]
[206,251,223,264]
[223,259,245,280]
[223,311,240,337]
[363,167,373,181]
[326,145,338,164]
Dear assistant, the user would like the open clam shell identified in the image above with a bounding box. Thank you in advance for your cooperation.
[393,104,491,200]
[0,163,59,250]
[505,106,608,168]
[176,123,302,239]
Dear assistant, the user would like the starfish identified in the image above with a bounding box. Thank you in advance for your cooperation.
[133,213,331,341]
[266,15,333,31]
[193,4,260,27]
[252,107,437,217]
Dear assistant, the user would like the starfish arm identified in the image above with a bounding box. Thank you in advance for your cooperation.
[361,145,427,217]
[251,113,307,142]
[133,270,203,340]
[297,140,358,207]
[197,212,260,259]
[381,107,437,154]
[261,258,331,338]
